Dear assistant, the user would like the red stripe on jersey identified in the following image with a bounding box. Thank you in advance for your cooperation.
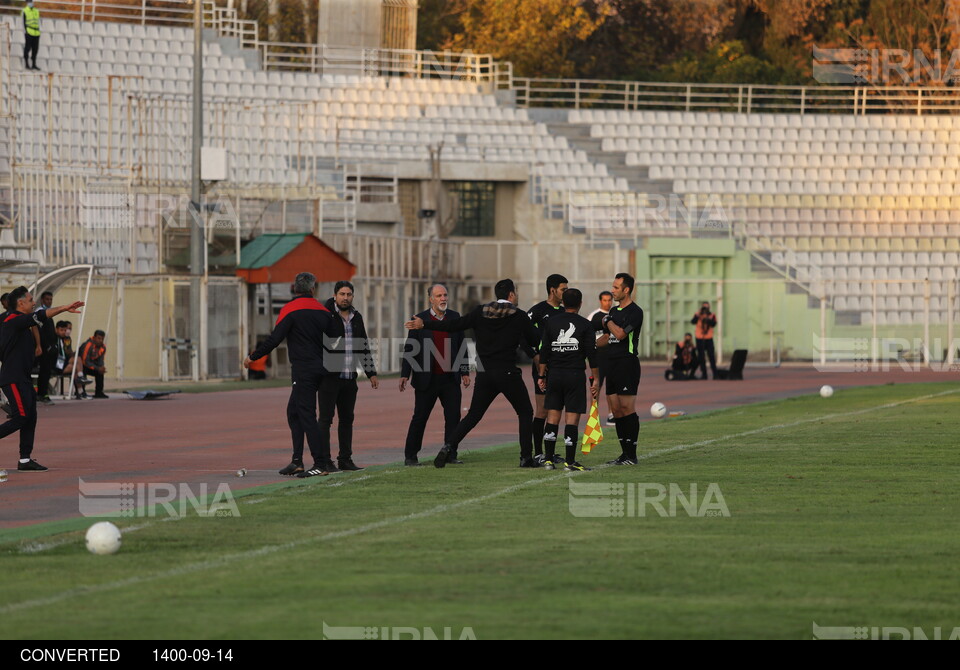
[275,296,330,326]
[4,312,20,322]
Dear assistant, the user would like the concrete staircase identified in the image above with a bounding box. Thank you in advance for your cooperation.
[544,121,673,195]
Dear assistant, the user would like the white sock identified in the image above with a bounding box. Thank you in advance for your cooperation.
[19,458,30,463]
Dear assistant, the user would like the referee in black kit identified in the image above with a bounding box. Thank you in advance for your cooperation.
[0,286,84,471]
[597,273,644,465]
[526,273,567,464]
[405,278,541,468]
[536,288,599,472]
[244,272,340,478]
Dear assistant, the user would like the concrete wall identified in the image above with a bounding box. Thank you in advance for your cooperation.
[317,0,382,49]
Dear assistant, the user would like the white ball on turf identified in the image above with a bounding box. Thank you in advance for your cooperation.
[820,385,834,398]
[85,521,122,555]
[650,402,667,418]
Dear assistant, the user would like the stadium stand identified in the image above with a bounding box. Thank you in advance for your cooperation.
[0,6,956,375]
[566,108,960,326]
[3,18,624,194]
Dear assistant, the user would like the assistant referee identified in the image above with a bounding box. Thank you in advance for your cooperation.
[536,288,599,471]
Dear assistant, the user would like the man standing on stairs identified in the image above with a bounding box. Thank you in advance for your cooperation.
[22,1,41,71]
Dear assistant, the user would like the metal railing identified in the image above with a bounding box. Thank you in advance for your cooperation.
[208,5,257,49]
[562,190,708,240]
[260,43,500,82]
[6,3,960,116]
[345,164,397,204]
[511,77,960,115]
[0,0,212,27]
[10,73,141,174]
[0,23,9,119]
[0,1,259,47]
[323,231,462,281]
[733,222,817,296]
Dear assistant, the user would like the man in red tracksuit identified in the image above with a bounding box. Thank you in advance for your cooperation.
[0,286,84,471]
[244,272,341,478]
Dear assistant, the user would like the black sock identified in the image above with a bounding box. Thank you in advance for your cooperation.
[622,412,639,459]
[543,423,558,460]
[613,416,627,458]
[532,417,546,456]
[564,425,578,464]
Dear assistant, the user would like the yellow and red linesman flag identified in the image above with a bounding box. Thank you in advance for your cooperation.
[581,400,603,454]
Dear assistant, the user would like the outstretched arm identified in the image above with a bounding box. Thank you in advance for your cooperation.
[45,301,86,319]
[406,308,476,333]
[243,314,292,368]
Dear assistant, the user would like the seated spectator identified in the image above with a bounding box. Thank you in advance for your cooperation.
[672,332,699,379]
[54,320,90,398]
[80,329,108,399]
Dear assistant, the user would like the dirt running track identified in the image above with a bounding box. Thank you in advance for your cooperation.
[0,366,954,528]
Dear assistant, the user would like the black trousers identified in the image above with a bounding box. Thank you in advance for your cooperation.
[318,374,358,461]
[447,368,533,459]
[36,349,56,398]
[696,338,717,379]
[287,370,329,464]
[0,382,38,459]
[84,367,105,396]
[403,374,461,459]
[24,34,38,67]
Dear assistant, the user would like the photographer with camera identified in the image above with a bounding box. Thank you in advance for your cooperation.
[691,301,718,380]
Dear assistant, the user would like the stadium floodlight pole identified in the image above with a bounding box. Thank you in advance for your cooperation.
[190,0,205,380]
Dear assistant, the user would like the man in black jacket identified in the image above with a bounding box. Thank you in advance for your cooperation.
[244,272,340,478]
[321,280,379,473]
[405,278,540,468]
[399,284,471,466]
[1,286,84,471]
[34,291,57,404]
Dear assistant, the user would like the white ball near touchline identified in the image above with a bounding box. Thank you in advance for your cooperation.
[85,521,122,555]
[650,402,667,418]
[820,385,834,398]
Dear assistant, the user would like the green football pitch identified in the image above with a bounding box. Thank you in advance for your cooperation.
[2,382,960,640]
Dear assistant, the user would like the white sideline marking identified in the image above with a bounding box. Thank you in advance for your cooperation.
[637,388,960,462]
[18,515,184,555]
[2,389,953,613]
[18,539,73,554]
[15,472,400,554]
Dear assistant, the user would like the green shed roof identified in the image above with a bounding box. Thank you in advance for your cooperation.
[237,234,307,270]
